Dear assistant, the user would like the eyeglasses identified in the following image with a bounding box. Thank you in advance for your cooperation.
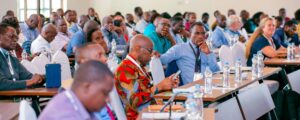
[159,23,171,27]
[5,33,19,40]
[141,47,153,53]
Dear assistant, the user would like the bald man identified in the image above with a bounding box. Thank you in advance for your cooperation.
[145,18,176,54]
[39,60,114,120]
[31,23,57,54]
[75,43,107,65]
[115,34,179,119]
[50,18,72,52]
[20,14,40,41]
[69,15,89,34]
[66,20,99,56]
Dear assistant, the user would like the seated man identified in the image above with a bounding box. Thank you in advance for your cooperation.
[68,15,89,35]
[135,11,150,34]
[0,23,43,90]
[160,22,220,85]
[101,16,126,50]
[50,18,72,52]
[31,24,57,55]
[170,16,186,44]
[211,14,229,48]
[225,15,248,44]
[115,35,179,119]
[75,43,116,120]
[145,18,176,54]
[66,20,98,56]
[39,60,114,120]
[273,20,299,48]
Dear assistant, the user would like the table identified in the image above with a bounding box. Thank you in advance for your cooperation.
[141,106,215,120]
[0,88,58,116]
[0,102,19,120]
[0,88,58,97]
[154,67,281,102]
[264,58,300,66]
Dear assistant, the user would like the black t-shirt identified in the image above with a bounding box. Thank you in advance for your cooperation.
[247,35,280,66]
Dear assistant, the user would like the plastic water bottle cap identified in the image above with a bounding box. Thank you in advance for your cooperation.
[195,84,201,90]
[187,94,193,99]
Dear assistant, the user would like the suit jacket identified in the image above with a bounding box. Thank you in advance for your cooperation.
[88,16,101,25]
[0,52,32,90]
[273,28,299,48]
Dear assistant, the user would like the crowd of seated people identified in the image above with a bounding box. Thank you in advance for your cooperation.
[0,6,300,120]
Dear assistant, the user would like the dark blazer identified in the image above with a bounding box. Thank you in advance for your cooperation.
[273,28,299,48]
[88,16,101,25]
[0,52,32,90]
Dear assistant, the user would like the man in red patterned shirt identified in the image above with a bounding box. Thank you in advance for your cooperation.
[115,34,179,119]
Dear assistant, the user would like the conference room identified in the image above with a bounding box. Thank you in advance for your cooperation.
[0,0,300,120]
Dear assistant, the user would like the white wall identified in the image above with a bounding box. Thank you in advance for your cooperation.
[0,0,18,18]
[0,0,299,23]
[107,0,300,23]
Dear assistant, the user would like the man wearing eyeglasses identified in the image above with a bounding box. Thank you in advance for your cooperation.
[114,34,179,119]
[0,23,43,90]
[160,22,220,85]
[145,18,176,54]
[273,20,299,48]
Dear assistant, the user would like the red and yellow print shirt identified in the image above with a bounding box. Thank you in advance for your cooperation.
[114,55,155,120]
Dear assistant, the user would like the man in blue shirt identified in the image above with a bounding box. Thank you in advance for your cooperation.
[212,14,229,48]
[170,16,186,44]
[66,20,99,56]
[160,22,220,85]
[20,14,40,53]
[146,18,176,54]
[68,15,89,35]
[273,20,299,48]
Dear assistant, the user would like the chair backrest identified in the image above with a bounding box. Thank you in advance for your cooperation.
[219,45,233,66]
[237,83,275,120]
[109,86,127,120]
[19,100,37,120]
[231,42,247,66]
[31,54,50,74]
[52,51,72,81]
[149,57,165,85]
[215,97,244,120]
[287,69,300,94]
[21,60,39,74]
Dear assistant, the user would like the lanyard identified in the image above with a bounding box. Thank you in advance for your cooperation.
[7,55,16,81]
[65,90,79,111]
[264,35,276,49]
[189,43,201,72]
[126,55,153,82]
[0,49,16,81]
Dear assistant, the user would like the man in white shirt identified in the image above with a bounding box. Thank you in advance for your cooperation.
[31,24,57,54]
[135,11,150,34]
[50,18,72,52]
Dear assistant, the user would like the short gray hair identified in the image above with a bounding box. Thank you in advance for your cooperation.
[227,15,242,27]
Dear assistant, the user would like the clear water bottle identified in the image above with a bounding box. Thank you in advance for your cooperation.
[235,59,242,83]
[21,50,28,60]
[204,67,213,94]
[251,54,258,79]
[185,93,203,120]
[111,39,117,54]
[222,62,230,87]
[291,43,295,59]
[287,43,292,60]
[257,51,264,77]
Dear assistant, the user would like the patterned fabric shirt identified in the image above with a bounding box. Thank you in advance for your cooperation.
[115,55,155,120]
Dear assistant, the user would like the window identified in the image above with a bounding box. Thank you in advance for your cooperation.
[18,0,64,21]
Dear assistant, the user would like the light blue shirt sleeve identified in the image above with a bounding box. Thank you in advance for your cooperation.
[205,53,220,73]
[212,28,229,48]
[160,45,181,65]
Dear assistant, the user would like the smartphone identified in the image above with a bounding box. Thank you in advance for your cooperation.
[173,70,181,80]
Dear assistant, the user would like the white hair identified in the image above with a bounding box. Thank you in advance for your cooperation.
[227,15,242,28]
